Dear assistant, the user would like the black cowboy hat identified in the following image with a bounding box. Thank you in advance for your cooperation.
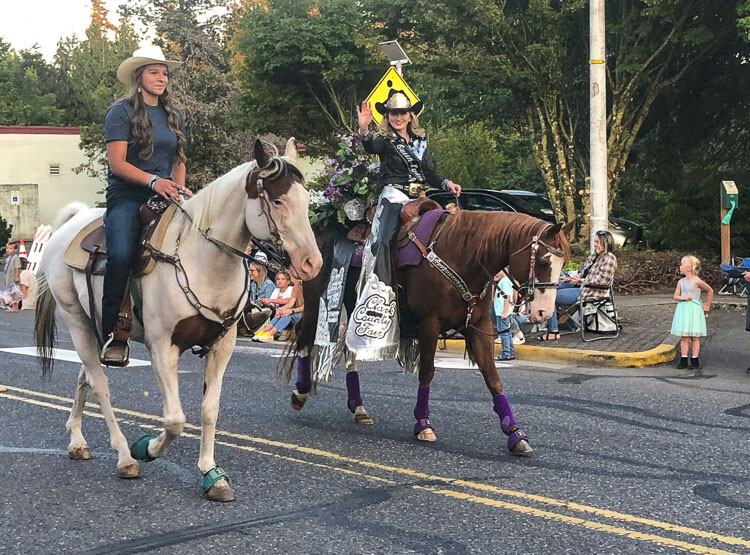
[374,89,424,116]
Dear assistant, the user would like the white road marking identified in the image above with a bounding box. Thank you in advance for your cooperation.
[0,347,151,367]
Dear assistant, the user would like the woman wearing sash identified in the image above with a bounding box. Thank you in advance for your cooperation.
[346,90,461,360]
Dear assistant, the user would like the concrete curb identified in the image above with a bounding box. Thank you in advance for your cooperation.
[437,338,677,368]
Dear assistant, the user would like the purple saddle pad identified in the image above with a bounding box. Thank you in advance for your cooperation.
[395,209,447,268]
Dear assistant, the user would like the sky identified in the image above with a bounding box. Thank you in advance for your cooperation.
[0,0,124,61]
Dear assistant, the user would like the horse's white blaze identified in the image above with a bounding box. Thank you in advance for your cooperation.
[276,182,322,280]
[527,252,564,322]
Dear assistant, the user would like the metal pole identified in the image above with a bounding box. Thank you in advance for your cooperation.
[589,0,607,251]
[394,62,403,76]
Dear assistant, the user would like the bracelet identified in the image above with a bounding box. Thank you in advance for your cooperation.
[148,175,159,190]
[440,179,450,190]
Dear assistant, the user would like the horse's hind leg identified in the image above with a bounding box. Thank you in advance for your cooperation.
[66,323,141,477]
[346,354,373,425]
[66,365,91,460]
[291,350,312,410]
[413,317,439,442]
[465,319,532,456]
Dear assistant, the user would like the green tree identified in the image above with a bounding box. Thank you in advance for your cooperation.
[230,0,384,152]
[0,39,64,125]
[373,1,735,227]
[0,214,12,246]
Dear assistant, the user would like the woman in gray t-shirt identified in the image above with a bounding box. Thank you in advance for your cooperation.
[100,46,189,366]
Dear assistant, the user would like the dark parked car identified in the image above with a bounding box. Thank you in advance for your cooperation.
[426,188,642,247]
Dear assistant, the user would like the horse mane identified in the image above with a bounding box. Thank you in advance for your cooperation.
[185,161,255,231]
[442,210,570,267]
[183,154,305,232]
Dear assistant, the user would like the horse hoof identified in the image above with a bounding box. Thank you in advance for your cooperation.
[416,428,436,442]
[511,439,533,456]
[68,446,91,460]
[353,406,373,425]
[291,390,308,411]
[130,434,157,462]
[117,461,141,479]
[205,480,236,502]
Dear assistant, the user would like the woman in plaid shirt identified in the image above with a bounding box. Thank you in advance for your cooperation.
[540,230,617,340]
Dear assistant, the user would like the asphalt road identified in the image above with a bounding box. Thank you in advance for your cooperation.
[1,308,749,554]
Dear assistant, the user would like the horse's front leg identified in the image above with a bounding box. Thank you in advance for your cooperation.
[464,314,532,456]
[129,339,185,463]
[197,329,237,502]
[414,317,440,442]
[346,352,373,425]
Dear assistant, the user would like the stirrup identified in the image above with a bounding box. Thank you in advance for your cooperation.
[100,333,130,367]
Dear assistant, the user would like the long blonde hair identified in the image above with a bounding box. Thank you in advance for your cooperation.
[378,112,425,138]
[290,277,304,309]
[250,263,267,285]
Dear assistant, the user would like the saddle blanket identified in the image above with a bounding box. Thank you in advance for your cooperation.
[395,209,447,268]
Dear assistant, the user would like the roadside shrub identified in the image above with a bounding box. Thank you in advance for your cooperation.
[0,214,12,245]
[564,246,722,294]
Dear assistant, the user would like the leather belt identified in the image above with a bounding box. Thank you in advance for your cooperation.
[390,182,427,198]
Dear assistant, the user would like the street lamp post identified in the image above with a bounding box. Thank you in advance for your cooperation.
[589,0,608,251]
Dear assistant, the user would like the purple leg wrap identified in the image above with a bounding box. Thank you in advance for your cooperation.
[346,371,363,414]
[493,393,528,451]
[413,385,433,435]
[295,356,312,395]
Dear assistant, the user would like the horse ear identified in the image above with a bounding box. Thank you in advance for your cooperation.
[562,218,576,237]
[285,137,298,163]
[254,139,269,168]
[545,222,564,237]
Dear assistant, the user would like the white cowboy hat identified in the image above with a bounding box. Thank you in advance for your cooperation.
[117,45,181,85]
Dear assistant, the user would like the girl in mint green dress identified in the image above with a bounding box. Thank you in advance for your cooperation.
[671,255,713,369]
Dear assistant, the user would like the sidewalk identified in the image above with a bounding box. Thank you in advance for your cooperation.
[438,293,747,367]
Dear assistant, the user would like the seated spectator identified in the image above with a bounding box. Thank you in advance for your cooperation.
[0,241,22,310]
[17,258,37,311]
[238,259,276,336]
[253,270,295,342]
[539,230,617,341]
[253,276,304,343]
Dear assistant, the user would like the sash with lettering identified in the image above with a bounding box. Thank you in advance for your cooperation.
[386,134,427,183]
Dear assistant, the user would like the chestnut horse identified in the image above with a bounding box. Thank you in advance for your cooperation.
[286,210,572,455]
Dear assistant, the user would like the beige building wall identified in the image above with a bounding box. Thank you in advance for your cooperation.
[0,127,104,238]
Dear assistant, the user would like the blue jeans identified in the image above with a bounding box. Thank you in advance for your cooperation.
[271,312,302,332]
[547,280,581,332]
[496,315,513,357]
[102,199,143,339]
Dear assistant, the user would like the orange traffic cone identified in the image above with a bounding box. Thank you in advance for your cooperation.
[18,239,27,259]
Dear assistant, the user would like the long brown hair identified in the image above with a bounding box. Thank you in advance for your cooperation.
[125,65,186,163]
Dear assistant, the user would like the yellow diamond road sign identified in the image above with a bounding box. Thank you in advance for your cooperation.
[365,67,422,125]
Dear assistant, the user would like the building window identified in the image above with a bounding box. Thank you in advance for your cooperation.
[49,164,61,175]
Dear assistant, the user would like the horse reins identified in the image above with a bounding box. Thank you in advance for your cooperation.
[143,159,294,355]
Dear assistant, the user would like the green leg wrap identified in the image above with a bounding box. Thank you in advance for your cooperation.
[130,434,157,462]
[201,467,230,493]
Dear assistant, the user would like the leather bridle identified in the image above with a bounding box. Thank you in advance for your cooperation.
[506,225,564,305]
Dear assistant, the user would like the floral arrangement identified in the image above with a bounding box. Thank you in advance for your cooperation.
[308,133,380,230]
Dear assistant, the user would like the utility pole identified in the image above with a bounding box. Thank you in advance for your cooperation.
[589,0,608,251]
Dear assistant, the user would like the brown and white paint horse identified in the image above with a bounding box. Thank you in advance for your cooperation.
[288,211,572,454]
[35,138,321,501]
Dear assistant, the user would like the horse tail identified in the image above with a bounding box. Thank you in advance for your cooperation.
[53,202,88,230]
[34,274,57,379]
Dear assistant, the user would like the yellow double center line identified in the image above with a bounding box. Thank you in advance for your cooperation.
[1,384,748,554]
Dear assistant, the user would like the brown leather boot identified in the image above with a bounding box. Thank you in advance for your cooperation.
[100,335,130,367]
[241,308,272,335]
